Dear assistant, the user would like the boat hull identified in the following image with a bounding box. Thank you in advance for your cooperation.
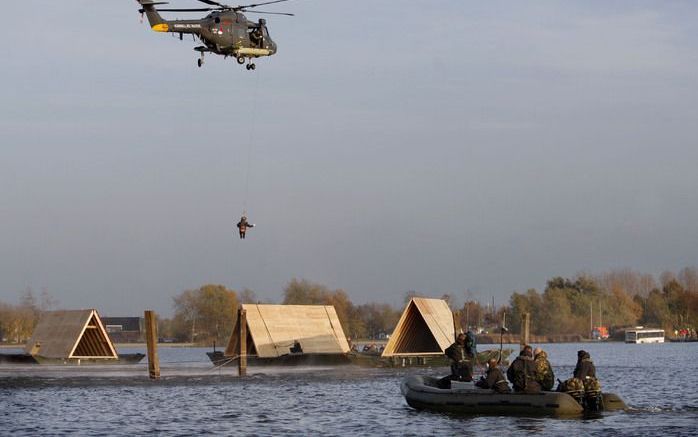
[31,353,145,365]
[401,375,626,417]
[0,353,38,364]
[207,351,351,367]
[349,349,513,368]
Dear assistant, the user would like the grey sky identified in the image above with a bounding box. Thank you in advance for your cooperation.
[1,1,697,316]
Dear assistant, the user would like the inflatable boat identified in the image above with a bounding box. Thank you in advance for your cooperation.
[401,375,627,417]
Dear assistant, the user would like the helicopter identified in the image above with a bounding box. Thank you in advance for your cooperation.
[136,0,293,69]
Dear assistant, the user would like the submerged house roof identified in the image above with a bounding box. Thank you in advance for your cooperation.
[225,304,350,358]
[24,309,118,359]
[381,298,455,357]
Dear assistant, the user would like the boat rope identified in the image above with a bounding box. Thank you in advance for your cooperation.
[207,353,260,371]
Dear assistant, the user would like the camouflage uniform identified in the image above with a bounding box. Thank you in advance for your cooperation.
[476,366,511,393]
[445,340,474,382]
[507,352,541,393]
[534,350,555,391]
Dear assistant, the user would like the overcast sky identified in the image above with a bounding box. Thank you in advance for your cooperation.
[1,1,696,316]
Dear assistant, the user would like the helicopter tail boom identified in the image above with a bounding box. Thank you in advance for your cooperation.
[137,0,168,29]
[137,1,202,34]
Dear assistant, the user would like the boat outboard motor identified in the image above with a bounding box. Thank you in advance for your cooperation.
[583,377,603,412]
[558,377,585,405]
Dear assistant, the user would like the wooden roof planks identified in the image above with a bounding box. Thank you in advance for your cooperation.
[224,304,350,358]
[381,298,455,357]
[24,309,118,360]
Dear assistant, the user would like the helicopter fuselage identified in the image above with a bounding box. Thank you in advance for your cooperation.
[138,0,279,68]
[152,11,277,58]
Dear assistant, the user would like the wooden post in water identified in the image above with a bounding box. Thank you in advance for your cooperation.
[238,307,247,377]
[144,310,160,380]
[520,312,530,351]
[452,311,462,340]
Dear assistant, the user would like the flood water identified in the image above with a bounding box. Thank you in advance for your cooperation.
[1,342,697,436]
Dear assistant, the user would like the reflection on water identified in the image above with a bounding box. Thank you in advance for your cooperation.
[1,343,697,435]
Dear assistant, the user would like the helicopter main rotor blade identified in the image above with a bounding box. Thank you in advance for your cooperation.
[235,0,290,11]
[243,10,294,16]
[196,0,230,8]
[157,7,215,11]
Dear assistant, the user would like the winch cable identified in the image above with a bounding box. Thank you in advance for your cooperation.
[241,70,262,218]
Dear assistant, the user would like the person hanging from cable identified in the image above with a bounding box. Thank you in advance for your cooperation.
[236,214,255,239]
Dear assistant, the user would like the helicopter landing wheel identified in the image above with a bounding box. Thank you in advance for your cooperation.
[250,63,256,70]
[197,58,203,68]
[237,56,245,65]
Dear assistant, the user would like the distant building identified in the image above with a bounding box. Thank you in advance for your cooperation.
[592,326,609,340]
[102,317,144,343]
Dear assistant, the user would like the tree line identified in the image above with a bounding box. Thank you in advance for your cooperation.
[155,267,698,344]
[0,289,58,343]
[156,279,402,345]
[506,267,698,337]
[1,267,696,345]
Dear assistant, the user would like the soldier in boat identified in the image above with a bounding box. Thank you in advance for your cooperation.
[574,350,596,380]
[445,333,474,381]
[476,358,511,393]
[534,347,555,391]
[507,344,541,393]
[557,350,602,410]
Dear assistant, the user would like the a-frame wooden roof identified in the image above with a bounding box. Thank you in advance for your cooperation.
[381,298,455,357]
[24,309,118,359]
[225,304,350,358]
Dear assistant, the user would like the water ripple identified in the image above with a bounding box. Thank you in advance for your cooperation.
[2,344,698,435]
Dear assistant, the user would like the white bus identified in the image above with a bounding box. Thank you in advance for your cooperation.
[625,328,665,344]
